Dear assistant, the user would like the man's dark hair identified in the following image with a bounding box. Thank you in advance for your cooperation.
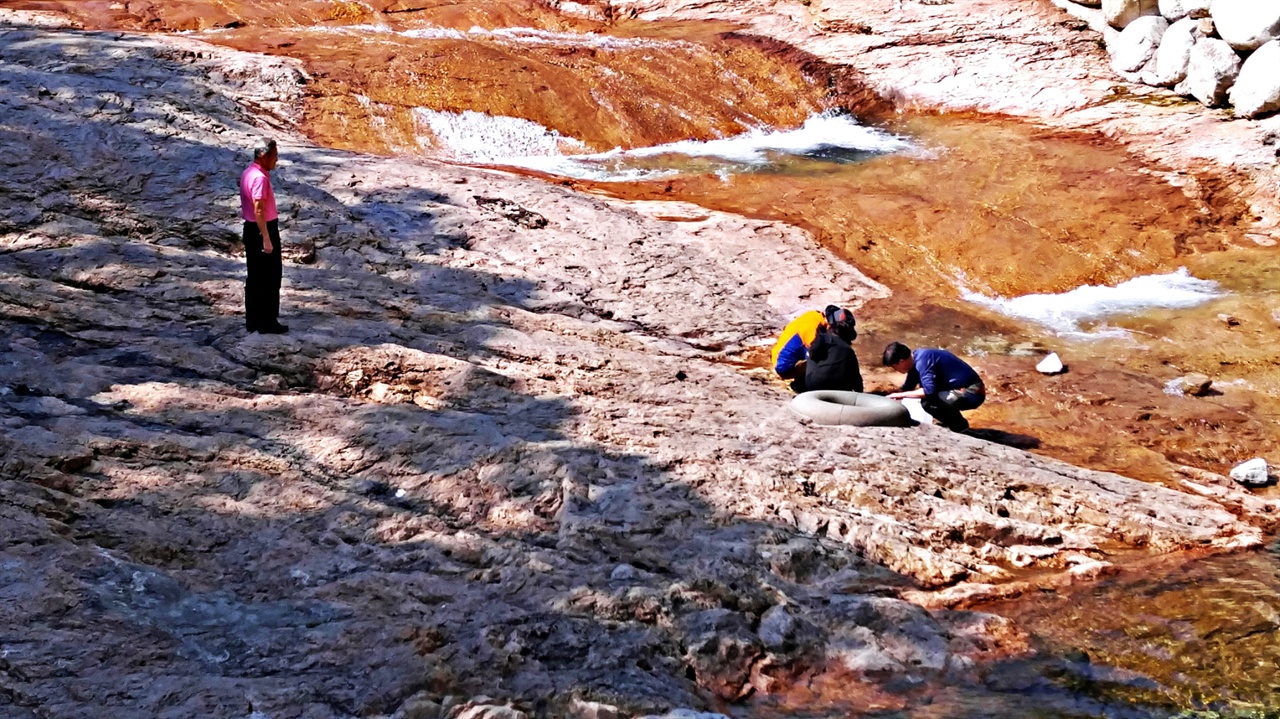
[823,304,857,342]
[883,341,912,367]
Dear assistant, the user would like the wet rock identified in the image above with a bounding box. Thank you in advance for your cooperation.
[1218,312,1241,326]
[1229,40,1280,119]
[1179,373,1213,396]
[1179,37,1242,105]
[1209,0,1280,51]
[1230,458,1272,487]
[1067,556,1118,581]
[1036,352,1066,375]
[1104,0,1160,29]
[1159,0,1210,21]
[1147,17,1199,86]
[1111,15,1168,73]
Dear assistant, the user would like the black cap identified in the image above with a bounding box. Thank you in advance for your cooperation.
[823,305,856,341]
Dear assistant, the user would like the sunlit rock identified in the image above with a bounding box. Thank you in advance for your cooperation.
[1066,556,1118,581]
[1210,0,1280,51]
[1147,17,1200,86]
[1179,37,1242,105]
[1230,458,1272,487]
[1111,15,1169,74]
[1159,0,1211,21]
[1229,40,1280,119]
[1179,372,1213,396]
[569,699,621,719]
[1104,0,1160,29]
[453,703,528,719]
[1036,352,1066,374]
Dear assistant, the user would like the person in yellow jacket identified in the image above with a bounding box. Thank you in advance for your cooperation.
[771,305,857,389]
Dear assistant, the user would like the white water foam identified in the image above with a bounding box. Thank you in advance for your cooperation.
[318,23,691,51]
[414,108,588,161]
[962,268,1223,337]
[427,112,912,181]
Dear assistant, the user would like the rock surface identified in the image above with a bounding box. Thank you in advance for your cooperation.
[3,5,1280,719]
[1229,39,1280,119]
[1035,353,1066,375]
[1159,0,1210,21]
[1181,36,1242,106]
[1209,0,1280,51]
[1110,15,1168,74]
[1230,458,1272,486]
[1147,16,1198,85]
[1179,373,1214,396]
[1103,0,1160,29]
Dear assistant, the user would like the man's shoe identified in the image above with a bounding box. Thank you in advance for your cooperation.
[245,324,258,333]
[258,323,289,335]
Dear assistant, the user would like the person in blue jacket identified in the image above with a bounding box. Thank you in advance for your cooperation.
[883,342,985,432]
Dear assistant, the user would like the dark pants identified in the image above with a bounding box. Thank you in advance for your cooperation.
[243,220,282,329]
[922,383,985,432]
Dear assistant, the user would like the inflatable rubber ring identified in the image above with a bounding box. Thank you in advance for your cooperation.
[789,390,912,427]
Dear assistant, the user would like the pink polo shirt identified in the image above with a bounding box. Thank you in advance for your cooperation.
[240,161,277,222]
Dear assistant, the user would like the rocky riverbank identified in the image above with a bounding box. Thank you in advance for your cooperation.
[1,4,1279,719]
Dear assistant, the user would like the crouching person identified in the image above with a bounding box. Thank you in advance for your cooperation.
[804,323,863,393]
[883,342,984,432]
[772,305,860,393]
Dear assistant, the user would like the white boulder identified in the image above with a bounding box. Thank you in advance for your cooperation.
[1148,17,1199,86]
[1229,39,1280,118]
[1112,15,1169,73]
[1036,352,1066,375]
[1159,0,1210,21]
[1229,457,1272,487]
[1180,37,1241,105]
[1210,0,1280,51]
[1104,0,1161,29]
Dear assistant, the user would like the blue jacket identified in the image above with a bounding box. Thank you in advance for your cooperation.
[902,348,981,397]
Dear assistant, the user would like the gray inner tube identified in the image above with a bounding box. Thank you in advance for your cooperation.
[790,390,912,427]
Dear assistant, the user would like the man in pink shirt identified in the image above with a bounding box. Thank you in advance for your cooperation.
[239,138,287,334]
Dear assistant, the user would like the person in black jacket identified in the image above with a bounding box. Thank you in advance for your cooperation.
[800,309,863,393]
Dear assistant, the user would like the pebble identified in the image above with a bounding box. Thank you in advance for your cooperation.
[1229,458,1271,487]
[1036,352,1065,374]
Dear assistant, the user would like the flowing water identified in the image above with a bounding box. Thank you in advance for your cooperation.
[12,0,1280,715]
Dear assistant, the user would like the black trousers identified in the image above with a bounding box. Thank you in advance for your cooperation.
[243,220,282,329]
[922,383,985,432]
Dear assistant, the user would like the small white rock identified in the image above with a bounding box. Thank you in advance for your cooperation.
[1036,352,1065,374]
[610,563,638,581]
[1229,457,1271,487]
